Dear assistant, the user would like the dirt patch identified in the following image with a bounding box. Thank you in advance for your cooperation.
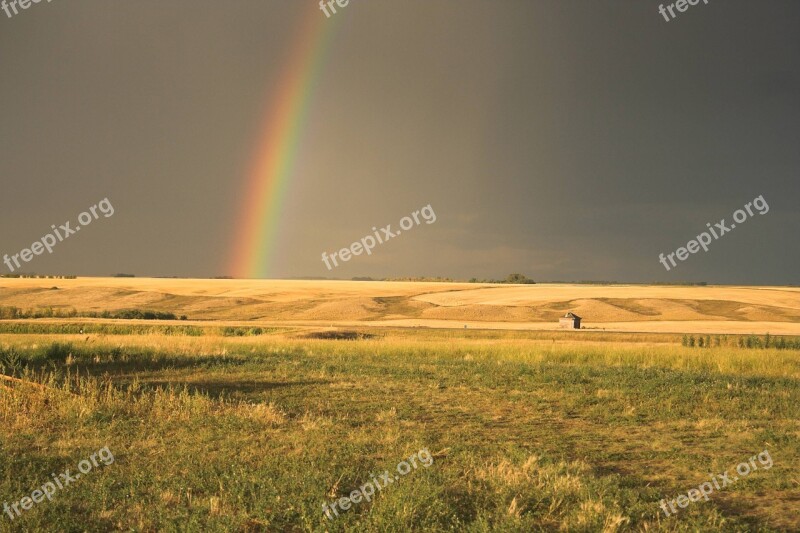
[301,330,377,340]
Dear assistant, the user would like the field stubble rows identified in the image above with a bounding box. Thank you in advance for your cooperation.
[2,279,800,334]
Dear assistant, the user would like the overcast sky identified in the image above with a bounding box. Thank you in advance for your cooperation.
[1,1,798,284]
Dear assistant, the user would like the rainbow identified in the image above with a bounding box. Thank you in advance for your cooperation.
[229,7,337,279]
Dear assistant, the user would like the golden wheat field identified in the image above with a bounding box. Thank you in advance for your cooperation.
[1,278,799,335]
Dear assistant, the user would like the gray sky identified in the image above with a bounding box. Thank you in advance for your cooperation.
[1,1,798,284]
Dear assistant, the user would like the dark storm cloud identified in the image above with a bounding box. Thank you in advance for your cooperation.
[1,1,797,283]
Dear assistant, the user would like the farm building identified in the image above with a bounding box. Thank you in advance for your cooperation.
[559,312,581,329]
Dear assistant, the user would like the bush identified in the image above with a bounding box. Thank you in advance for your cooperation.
[0,307,22,319]
[0,347,23,375]
[505,273,535,284]
[113,310,178,321]
[45,342,73,362]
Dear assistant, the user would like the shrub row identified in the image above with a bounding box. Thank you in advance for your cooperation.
[0,307,185,321]
[0,323,279,337]
[682,333,800,350]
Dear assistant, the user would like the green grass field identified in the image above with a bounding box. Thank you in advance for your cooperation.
[1,328,798,532]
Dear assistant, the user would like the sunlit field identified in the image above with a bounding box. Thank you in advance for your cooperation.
[2,278,800,334]
[1,321,798,531]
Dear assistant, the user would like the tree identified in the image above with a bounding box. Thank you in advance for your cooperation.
[505,274,535,284]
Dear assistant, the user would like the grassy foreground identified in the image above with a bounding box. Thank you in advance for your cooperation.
[0,329,798,532]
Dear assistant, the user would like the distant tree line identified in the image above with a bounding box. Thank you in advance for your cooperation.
[524,278,710,285]
[352,274,536,284]
[682,333,800,350]
[354,277,455,282]
[469,274,536,284]
[0,274,77,279]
